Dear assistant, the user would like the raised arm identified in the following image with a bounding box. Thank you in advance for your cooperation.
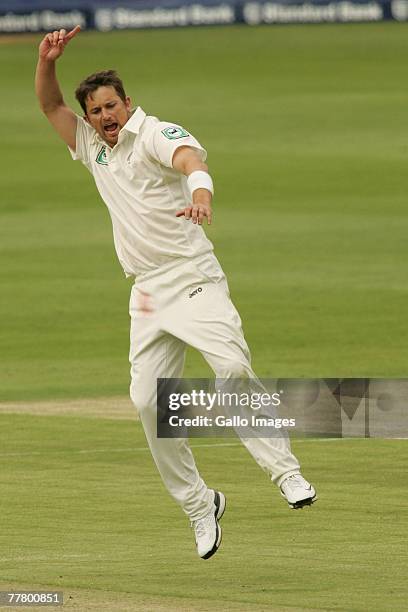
[173,146,213,225]
[35,26,81,151]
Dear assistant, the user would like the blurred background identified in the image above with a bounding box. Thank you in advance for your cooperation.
[1,1,408,402]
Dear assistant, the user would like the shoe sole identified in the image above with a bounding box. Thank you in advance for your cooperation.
[282,491,318,509]
[201,491,226,560]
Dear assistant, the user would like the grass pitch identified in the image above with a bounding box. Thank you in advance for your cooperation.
[1,21,408,611]
[0,409,407,611]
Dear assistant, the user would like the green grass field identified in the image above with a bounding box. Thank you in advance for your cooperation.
[1,22,408,611]
[2,23,408,400]
[0,412,407,611]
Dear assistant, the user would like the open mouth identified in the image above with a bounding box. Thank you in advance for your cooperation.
[104,122,119,135]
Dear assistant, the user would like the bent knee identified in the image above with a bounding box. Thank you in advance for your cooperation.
[217,360,251,380]
[130,383,154,418]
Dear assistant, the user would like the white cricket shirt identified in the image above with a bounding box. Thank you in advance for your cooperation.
[69,107,214,277]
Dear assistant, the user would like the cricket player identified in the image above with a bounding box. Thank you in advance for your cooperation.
[35,26,317,560]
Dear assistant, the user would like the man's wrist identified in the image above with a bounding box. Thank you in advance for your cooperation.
[38,57,57,69]
[187,170,214,197]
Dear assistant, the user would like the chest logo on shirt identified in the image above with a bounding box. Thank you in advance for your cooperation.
[161,126,189,140]
[96,145,108,165]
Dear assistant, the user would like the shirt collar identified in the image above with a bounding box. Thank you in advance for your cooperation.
[90,106,146,147]
[122,106,146,134]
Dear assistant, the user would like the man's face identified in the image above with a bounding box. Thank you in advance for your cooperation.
[84,85,132,147]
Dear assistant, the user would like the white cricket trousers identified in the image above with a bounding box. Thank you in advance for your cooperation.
[129,253,300,521]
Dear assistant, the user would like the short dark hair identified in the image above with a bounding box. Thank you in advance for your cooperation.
[75,70,127,114]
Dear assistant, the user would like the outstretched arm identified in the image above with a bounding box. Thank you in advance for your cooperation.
[35,26,81,151]
[173,146,213,225]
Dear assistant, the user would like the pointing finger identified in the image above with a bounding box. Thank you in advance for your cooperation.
[65,25,81,41]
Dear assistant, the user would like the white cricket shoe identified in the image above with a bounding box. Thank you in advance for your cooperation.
[280,474,317,509]
[191,490,226,559]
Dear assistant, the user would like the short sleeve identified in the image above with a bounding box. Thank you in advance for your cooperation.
[146,122,207,168]
[68,115,94,165]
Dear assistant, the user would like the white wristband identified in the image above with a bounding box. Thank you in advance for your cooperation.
[187,170,214,196]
